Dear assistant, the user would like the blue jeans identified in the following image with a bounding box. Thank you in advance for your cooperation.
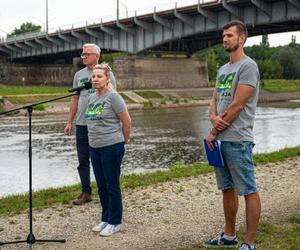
[90,142,125,225]
[75,125,91,195]
[214,141,257,196]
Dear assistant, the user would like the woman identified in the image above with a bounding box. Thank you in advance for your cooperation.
[85,63,131,236]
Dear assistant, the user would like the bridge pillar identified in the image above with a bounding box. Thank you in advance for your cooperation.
[113,56,209,89]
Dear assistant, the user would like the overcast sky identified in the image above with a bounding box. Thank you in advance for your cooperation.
[0,0,299,47]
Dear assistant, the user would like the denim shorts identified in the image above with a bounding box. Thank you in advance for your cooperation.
[214,141,258,196]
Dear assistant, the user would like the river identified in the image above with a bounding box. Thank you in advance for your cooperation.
[0,106,300,197]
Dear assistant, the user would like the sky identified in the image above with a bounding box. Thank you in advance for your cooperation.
[0,0,299,47]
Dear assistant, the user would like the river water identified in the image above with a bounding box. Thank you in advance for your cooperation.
[1,106,300,197]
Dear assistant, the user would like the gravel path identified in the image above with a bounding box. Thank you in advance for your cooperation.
[0,158,299,250]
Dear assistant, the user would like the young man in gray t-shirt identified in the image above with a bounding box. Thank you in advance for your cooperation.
[204,21,260,250]
[64,43,116,206]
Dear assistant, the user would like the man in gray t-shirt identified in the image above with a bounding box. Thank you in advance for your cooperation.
[204,21,260,250]
[64,43,116,206]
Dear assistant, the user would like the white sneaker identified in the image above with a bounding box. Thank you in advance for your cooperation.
[92,222,108,232]
[99,224,121,236]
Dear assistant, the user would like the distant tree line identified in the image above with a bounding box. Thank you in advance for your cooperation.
[7,22,42,38]
[193,35,300,81]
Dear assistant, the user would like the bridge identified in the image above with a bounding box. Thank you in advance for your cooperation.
[0,0,299,62]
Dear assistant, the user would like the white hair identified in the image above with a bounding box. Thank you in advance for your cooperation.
[83,43,101,55]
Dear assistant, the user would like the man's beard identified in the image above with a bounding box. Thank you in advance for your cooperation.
[224,43,239,53]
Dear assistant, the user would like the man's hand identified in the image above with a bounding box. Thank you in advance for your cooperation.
[211,111,230,131]
[64,123,73,135]
[205,133,217,151]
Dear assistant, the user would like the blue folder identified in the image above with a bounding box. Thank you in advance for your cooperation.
[204,139,224,168]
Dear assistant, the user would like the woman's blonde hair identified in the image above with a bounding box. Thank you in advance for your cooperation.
[93,62,115,91]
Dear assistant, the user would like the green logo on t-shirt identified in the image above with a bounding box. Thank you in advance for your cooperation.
[217,72,236,92]
[84,103,105,118]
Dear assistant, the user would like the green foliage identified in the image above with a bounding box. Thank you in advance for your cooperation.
[244,45,278,61]
[0,146,300,216]
[6,95,70,104]
[253,146,300,165]
[135,91,163,99]
[8,22,41,37]
[194,42,300,80]
[244,220,300,250]
[206,50,217,81]
[32,104,48,111]
[262,79,300,92]
[271,46,300,79]
[260,34,270,47]
[179,214,300,250]
[121,162,212,190]
[0,85,68,96]
[193,44,229,70]
[119,93,134,103]
[100,52,128,67]
[143,101,153,107]
[257,59,283,79]
[288,215,300,223]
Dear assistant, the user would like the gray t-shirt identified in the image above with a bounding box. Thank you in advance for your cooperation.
[73,66,117,126]
[216,56,260,142]
[85,90,127,148]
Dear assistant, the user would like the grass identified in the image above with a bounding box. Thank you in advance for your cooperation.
[143,101,153,107]
[253,146,300,165]
[259,101,300,109]
[5,95,71,104]
[119,92,134,103]
[0,85,69,96]
[178,214,300,250]
[32,104,48,111]
[262,79,300,92]
[135,91,163,99]
[0,145,299,217]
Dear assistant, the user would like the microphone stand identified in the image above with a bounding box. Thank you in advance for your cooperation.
[0,91,80,248]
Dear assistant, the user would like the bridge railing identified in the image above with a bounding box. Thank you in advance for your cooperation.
[2,0,218,43]
[5,31,47,43]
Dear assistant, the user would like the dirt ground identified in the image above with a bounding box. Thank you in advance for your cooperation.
[0,157,299,250]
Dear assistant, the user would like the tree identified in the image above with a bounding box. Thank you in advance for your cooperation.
[206,49,218,82]
[8,22,41,37]
[260,34,270,47]
[272,46,300,79]
[257,59,283,79]
[289,35,297,48]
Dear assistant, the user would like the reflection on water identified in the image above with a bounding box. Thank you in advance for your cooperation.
[0,106,300,197]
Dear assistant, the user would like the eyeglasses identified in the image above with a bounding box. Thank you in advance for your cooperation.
[81,53,97,58]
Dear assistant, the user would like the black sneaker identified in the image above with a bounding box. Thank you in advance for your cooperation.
[203,232,238,248]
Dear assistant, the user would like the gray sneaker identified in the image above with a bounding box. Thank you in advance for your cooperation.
[100,224,121,236]
[92,222,108,232]
[239,243,257,250]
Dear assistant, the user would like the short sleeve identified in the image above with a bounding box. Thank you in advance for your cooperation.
[111,92,127,113]
[73,71,79,88]
[239,62,260,88]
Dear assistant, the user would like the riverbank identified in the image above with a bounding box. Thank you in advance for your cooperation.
[0,154,299,249]
[2,87,300,116]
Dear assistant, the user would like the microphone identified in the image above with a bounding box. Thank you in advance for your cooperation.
[68,81,92,93]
